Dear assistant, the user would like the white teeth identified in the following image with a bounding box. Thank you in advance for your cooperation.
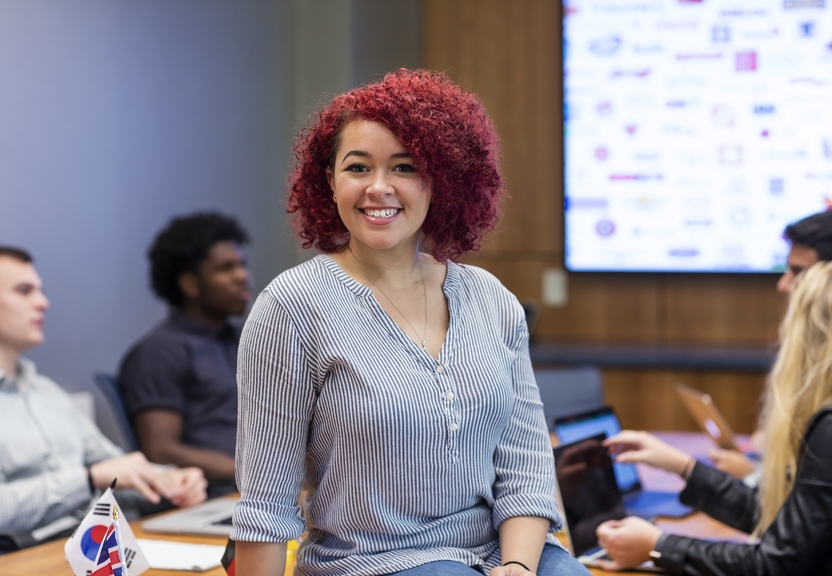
[363,208,399,218]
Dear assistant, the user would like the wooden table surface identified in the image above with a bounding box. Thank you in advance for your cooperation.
[0,526,230,576]
[0,432,749,575]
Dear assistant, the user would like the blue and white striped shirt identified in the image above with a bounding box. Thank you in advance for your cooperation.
[232,255,562,575]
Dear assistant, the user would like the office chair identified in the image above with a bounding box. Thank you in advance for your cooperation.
[534,366,604,431]
[92,372,138,452]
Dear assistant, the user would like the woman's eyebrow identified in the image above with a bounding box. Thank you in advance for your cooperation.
[341,150,368,163]
[341,151,413,164]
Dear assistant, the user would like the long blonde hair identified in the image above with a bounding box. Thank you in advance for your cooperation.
[756,261,832,535]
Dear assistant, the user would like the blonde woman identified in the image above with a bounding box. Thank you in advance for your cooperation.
[594,261,832,574]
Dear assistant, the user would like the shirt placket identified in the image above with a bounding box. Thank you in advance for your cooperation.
[432,362,460,455]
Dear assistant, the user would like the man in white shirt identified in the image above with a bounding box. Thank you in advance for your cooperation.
[0,246,207,552]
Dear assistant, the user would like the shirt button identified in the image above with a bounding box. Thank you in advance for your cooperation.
[435,365,445,374]
[446,391,455,400]
[449,422,459,431]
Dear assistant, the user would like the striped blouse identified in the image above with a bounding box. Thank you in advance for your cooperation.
[232,254,562,575]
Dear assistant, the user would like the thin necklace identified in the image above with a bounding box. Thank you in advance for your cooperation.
[348,245,428,351]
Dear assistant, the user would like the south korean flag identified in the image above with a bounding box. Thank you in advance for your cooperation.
[64,488,150,576]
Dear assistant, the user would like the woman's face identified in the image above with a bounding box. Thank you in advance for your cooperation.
[327,119,431,255]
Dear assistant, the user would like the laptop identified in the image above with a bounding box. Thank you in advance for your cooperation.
[554,406,693,519]
[141,498,236,537]
[552,434,663,572]
[674,382,739,451]
[552,433,624,562]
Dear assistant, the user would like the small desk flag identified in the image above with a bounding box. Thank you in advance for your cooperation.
[65,488,150,576]
[91,514,126,576]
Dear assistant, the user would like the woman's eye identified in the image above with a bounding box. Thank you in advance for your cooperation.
[393,164,417,173]
[345,164,369,173]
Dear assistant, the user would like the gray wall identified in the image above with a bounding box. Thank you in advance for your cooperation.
[0,0,422,430]
[0,0,293,396]
[287,0,423,166]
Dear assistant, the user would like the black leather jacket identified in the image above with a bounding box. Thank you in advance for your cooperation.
[654,405,832,575]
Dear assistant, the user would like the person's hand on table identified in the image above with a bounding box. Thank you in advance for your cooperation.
[165,466,207,507]
[90,452,179,504]
[595,517,662,571]
[603,431,694,477]
[709,449,757,479]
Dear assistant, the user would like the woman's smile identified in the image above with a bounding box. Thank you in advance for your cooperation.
[359,207,401,219]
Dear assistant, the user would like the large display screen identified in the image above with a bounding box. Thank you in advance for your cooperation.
[564,0,832,272]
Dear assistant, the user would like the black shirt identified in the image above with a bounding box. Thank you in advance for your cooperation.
[119,313,240,467]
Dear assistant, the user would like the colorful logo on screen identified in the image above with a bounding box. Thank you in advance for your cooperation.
[610,69,650,79]
[736,51,757,71]
[590,36,621,56]
[785,0,824,8]
[596,220,616,237]
[80,524,109,560]
[712,26,730,42]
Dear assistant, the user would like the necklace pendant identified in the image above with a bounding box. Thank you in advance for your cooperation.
[421,340,427,350]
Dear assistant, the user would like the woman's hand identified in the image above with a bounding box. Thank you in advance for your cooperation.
[490,564,535,576]
[595,517,662,571]
[603,431,693,476]
[709,449,757,479]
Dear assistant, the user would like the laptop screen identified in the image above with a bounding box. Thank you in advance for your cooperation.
[554,407,641,494]
[553,433,627,557]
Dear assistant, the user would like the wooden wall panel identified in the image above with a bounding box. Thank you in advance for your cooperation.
[426,0,563,255]
[664,275,784,344]
[464,254,662,342]
[603,369,766,434]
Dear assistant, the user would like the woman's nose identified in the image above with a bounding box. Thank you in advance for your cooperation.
[366,172,394,196]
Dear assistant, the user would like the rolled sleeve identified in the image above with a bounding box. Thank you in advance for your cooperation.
[491,308,561,532]
[232,292,317,543]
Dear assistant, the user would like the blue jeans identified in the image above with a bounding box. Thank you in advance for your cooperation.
[385,544,590,575]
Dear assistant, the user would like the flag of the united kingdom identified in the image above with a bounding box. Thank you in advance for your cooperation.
[91,521,128,576]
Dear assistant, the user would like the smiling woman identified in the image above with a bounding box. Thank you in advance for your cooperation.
[232,70,590,576]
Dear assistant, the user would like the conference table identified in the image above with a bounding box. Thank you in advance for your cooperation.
[0,433,749,576]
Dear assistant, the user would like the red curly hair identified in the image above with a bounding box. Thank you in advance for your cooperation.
[287,69,504,262]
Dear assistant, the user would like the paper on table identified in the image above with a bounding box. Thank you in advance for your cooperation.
[137,538,226,572]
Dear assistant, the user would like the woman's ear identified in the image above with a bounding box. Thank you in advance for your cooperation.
[326,167,335,195]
